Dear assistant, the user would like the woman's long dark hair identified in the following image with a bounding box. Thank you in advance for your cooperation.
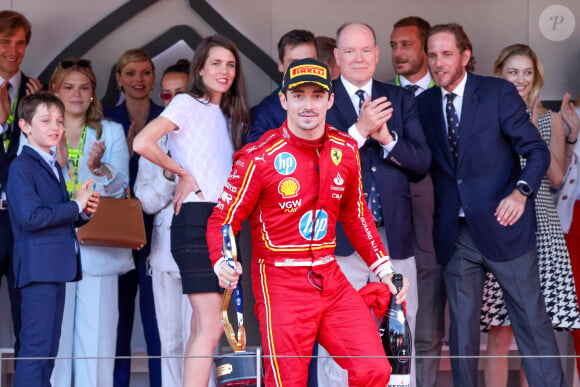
[189,35,250,151]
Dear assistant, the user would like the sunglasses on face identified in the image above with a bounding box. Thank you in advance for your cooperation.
[159,91,184,101]
[59,59,92,69]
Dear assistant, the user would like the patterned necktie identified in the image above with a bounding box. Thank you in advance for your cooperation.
[355,89,383,226]
[446,92,460,160]
[405,84,420,94]
[1,83,12,152]
[355,89,366,115]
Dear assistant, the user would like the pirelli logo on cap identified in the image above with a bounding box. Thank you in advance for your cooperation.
[290,64,327,79]
[282,58,332,91]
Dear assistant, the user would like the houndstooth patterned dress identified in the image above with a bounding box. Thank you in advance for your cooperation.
[481,111,580,331]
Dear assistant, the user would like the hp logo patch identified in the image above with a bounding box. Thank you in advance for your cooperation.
[274,152,297,175]
[299,210,329,241]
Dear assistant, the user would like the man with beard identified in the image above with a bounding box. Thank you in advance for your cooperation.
[389,16,434,95]
[389,16,445,387]
[416,23,564,386]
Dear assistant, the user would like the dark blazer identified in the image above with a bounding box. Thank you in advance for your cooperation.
[7,146,84,288]
[105,100,164,192]
[246,88,286,144]
[327,78,431,259]
[416,73,550,264]
[0,73,31,195]
[1,73,32,282]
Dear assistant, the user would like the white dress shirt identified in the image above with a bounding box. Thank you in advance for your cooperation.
[340,76,397,156]
[398,72,433,96]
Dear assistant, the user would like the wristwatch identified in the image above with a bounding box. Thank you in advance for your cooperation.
[516,182,533,197]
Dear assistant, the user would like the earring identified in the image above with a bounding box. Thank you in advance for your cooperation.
[90,97,94,102]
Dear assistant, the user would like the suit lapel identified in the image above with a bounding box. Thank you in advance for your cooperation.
[371,80,387,101]
[429,88,455,168]
[331,79,358,129]
[4,73,29,158]
[23,146,61,186]
[56,165,70,201]
[457,73,478,167]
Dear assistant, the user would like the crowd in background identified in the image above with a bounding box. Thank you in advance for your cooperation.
[1,8,580,387]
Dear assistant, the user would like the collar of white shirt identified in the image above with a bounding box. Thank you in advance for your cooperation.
[439,71,468,101]
[25,144,59,180]
[341,75,373,108]
[399,72,432,93]
[0,71,22,102]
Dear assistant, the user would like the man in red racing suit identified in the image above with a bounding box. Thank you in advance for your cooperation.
[207,58,407,387]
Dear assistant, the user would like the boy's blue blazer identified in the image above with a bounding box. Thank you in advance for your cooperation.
[7,145,84,288]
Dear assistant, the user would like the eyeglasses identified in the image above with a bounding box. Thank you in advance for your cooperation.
[59,59,92,69]
[159,91,184,101]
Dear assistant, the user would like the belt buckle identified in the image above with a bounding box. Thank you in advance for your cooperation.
[0,199,7,210]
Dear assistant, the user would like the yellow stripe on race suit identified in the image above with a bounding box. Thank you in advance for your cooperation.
[223,160,256,224]
[353,149,366,218]
[265,139,286,155]
[328,134,346,145]
[259,260,283,386]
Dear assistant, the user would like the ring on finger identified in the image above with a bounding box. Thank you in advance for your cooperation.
[227,280,232,287]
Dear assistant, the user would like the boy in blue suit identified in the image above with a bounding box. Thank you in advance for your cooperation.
[7,91,99,387]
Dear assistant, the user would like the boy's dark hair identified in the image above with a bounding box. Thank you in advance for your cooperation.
[18,91,65,124]
[277,29,315,61]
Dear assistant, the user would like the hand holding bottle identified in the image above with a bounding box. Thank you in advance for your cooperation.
[381,272,410,305]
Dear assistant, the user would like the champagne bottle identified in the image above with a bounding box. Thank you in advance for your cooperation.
[379,273,412,387]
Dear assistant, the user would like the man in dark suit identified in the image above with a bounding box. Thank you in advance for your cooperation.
[417,23,564,386]
[388,16,444,387]
[0,9,42,357]
[7,92,98,387]
[245,29,316,144]
[317,22,430,386]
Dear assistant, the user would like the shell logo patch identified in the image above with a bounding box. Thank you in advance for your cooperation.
[278,177,301,198]
[330,148,342,166]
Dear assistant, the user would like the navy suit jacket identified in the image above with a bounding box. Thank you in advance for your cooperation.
[416,73,550,264]
[1,73,31,194]
[7,146,83,288]
[327,78,431,259]
[246,88,286,144]
[1,73,33,279]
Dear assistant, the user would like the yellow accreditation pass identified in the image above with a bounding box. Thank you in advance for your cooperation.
[66,180,83,197]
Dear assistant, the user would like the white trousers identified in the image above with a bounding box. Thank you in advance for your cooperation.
[151,268,193,387]
[51,274,119,387]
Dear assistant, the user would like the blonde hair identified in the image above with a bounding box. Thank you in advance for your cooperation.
[50,59,103,138]
[115,48,154,76]
[494,44,546,113]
